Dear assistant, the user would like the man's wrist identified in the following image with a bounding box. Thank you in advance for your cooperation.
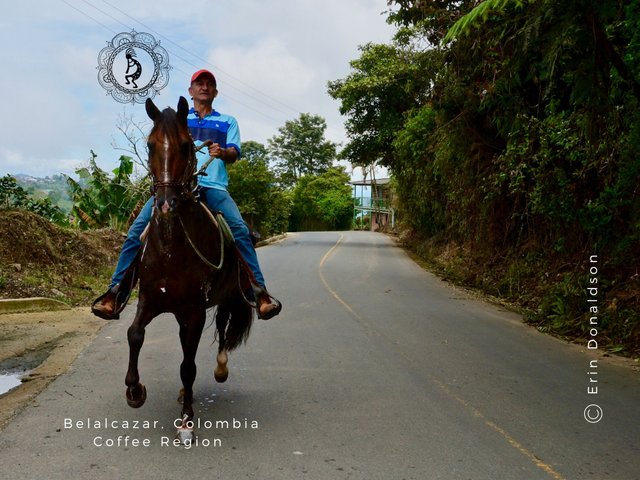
[221,147,237,164]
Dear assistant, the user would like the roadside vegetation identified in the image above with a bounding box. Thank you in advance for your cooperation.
[329,0,640,356]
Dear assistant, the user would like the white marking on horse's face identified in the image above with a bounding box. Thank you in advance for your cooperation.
[161,134,170,182]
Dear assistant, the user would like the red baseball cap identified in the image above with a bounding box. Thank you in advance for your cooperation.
[191,69,216,86]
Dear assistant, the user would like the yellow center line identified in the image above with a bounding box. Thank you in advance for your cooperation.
[318,234,359,318]
[317,233,566,480]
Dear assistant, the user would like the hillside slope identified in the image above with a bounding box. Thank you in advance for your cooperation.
[0,209,122,306]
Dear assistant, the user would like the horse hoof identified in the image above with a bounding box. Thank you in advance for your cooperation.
[214,366,228,383]
[126,383,147,408]
[176,415,194,445]
[214,351,228,383]
[176,426,194,445]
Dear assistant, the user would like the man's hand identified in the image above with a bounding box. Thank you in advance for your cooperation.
[208,143,225,158]
[207,142,238,164]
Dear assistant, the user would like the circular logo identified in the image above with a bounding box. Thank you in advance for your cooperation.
[97,31,171,104]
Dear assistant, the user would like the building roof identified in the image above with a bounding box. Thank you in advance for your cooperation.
[350,177,391,186]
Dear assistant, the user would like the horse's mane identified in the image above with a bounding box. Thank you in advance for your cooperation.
[153,107,182,137]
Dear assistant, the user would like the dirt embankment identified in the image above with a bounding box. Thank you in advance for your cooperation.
[0,209,123,427]
[0,209,123,304]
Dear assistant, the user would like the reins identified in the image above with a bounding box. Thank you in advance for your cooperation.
[178,206,226,271]
[150,139,227,271]
[192,141,217,180]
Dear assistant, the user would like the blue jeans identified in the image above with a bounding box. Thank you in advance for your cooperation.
[109,187,266,289]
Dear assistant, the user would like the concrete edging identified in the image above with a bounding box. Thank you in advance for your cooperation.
[0,297,71,315]
[255,233,288,248]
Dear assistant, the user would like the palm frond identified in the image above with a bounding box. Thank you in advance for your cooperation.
[443,0,536,43]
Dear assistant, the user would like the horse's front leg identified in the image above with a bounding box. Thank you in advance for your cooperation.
[175,307,205,442]
[125,304,155,408]
[175,306,206,443]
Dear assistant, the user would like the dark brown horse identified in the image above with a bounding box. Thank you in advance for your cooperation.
[125,96,253,442]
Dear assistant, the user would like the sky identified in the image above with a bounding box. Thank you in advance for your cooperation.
[0,0,395,181]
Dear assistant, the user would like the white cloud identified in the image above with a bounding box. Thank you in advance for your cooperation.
[0,147,26,170]
[0,147,82,178]
[197,1,394,148]
[207,37,317,144]
[212,38,316,103]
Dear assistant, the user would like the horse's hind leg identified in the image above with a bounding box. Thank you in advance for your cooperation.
[125,306,154,408]
[214,306,230,383]
[176,308,206,421]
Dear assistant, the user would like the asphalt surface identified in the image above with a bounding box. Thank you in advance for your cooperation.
[0,231,638,480]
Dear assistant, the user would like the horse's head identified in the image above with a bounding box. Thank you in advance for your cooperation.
[145,96,196,214]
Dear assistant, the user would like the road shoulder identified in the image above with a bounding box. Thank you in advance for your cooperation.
[0,307,107,429]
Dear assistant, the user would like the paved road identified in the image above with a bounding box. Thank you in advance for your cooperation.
[0,231,638,479]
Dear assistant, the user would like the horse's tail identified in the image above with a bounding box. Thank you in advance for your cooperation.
[216,294,253,352]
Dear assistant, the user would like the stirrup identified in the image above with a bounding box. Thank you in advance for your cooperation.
[252,285,282,320]
[91,285,131,320]
[92,248,141,320]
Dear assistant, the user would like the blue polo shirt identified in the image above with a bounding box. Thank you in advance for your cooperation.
[187,108,241,191]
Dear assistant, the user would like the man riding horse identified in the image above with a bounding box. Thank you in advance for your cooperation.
[92,69,281,321]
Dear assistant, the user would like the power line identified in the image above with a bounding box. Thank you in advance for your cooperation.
[79,0,301,118]
[170,64,285,124]
[100,0,302,117]
[60,0,291,124]
[60,0,118,35]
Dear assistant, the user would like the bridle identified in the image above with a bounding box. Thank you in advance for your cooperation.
[149,136,217,196]
[148,137,226,271]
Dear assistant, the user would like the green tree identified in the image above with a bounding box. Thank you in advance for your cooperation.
[376,0,640,249]
[65,151,148,230]
[47,189,62,205]
[289,167,353,231]
[0,174,67,225]
[241,140,271,164]
[227,141,291,237]
[0,175,28,208]
[268,113,338,188]
[328,41,430,171]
